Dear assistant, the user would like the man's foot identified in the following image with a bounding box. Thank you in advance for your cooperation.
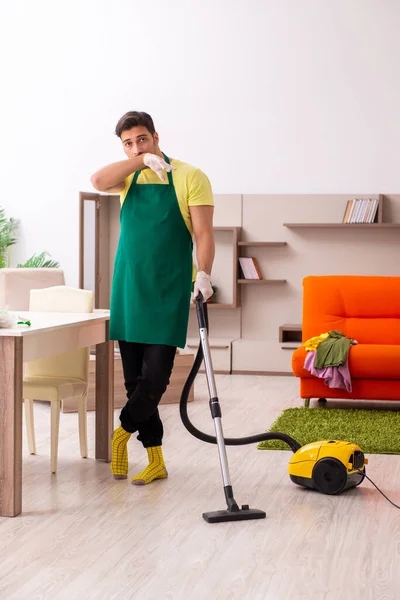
[131,446,168,486]
[111,426,131,479]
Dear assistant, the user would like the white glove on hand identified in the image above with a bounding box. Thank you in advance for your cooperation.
[143,153,176,182]
[193,271,213,302]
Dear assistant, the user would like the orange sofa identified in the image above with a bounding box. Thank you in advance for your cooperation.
[292,275,400,406]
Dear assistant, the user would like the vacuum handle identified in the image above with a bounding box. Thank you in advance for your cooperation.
[195,292,207,329]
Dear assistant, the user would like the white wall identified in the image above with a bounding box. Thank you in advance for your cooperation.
[1,0,400,284]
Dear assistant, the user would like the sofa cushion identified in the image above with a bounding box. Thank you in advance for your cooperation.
[293,344,400,380]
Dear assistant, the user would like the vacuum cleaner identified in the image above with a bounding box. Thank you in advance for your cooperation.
[180,293,368,524]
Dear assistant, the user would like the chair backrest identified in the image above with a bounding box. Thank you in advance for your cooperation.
[26,286,94,381]
[302,275,400,344]
[0,268,65,310]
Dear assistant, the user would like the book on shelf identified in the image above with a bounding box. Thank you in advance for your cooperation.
[342,198,379,224]
[238,257,263,279]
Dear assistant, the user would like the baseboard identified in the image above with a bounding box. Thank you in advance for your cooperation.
[231,370,294,376]
[198,369,231,375]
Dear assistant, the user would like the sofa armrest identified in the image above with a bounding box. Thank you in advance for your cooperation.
[292,346,311,377]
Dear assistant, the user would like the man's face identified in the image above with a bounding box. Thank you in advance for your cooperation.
[120,126,159,158]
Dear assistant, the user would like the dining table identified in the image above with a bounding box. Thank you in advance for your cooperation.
[0,309,114,517]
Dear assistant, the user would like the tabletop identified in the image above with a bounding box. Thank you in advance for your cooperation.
[0,309,110,337]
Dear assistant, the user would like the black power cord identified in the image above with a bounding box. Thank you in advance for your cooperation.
[357,470,400,509]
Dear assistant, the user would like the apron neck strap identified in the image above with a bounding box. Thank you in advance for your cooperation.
[132,153,173,185]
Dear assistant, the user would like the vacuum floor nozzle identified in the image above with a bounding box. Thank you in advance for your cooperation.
[203,506,266,523]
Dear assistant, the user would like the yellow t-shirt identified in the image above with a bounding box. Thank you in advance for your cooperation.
[120,158,214,236]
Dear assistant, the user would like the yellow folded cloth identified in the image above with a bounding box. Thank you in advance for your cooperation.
[303,332,329,351]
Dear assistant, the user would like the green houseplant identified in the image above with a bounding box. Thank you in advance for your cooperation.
[17,252,60,268]
[0,207,60,269]
[0,207,18,268]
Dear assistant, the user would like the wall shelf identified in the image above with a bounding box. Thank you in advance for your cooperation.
[283,193,400,228]
[279,323,302,340]
[279,323,302,350]
[238,279,286,284]
[237,239,287,288]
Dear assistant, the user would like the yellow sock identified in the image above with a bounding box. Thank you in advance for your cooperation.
[131,446,168,486]
[111,426,131,479]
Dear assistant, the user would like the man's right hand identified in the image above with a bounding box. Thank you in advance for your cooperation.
[143,154,176,182]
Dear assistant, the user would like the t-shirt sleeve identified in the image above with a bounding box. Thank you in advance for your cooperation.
[187,168,214,207]
[120,174,134,205]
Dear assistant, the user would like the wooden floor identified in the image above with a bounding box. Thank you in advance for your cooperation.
[1,374,400,600]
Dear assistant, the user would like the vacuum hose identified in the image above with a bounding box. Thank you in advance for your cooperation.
[180,297,302,454]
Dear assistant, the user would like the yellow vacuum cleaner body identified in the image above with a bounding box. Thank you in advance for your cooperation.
[288,440,368,495]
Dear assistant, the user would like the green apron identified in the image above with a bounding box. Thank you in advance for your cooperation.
[109,154,193,348]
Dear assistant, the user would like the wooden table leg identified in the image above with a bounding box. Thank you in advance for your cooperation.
[0,337,23,517]
[95,321,114,461]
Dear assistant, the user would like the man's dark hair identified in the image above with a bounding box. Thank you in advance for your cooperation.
[115,111,156,138]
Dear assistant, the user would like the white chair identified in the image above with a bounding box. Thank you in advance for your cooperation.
[23,286,94,473]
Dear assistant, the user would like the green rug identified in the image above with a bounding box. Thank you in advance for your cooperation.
[258,407,400,454]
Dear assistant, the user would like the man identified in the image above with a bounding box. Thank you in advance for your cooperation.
[91,111,215,485]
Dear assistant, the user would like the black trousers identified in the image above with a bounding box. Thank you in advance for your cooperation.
[118,341,177,448]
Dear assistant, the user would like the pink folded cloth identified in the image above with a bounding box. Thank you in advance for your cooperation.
[304,350,352,393]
